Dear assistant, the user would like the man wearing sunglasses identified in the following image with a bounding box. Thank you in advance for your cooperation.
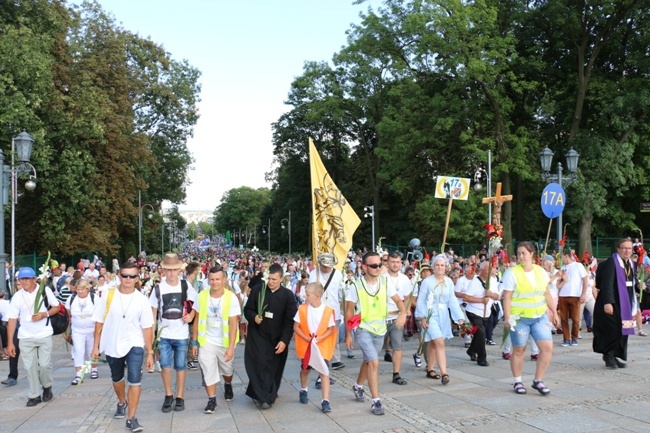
[345,252,407,416]
[92,261,154,433]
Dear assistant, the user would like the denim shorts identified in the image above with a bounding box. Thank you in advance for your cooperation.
[510,313,553,347]
[354,328,385,362]
[158,337,189,371]
[106,346,144,386]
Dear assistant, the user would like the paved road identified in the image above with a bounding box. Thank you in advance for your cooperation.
[1,327,649,433]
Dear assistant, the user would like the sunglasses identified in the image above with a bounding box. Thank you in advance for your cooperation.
[120,274,138,279]
[366,263,382,269]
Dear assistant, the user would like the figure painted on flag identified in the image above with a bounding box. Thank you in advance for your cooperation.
[313,173,349,252]
[293,283,336,413]
[243,263,297,409]
[593,238,639,369]
[344,252,407,416]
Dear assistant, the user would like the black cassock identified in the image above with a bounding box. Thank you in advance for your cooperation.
[593,257,635,360]
[244,283,297,405]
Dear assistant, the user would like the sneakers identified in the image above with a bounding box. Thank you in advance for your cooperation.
[187,361,198,370]
[578,332,583,339]
[371,400,385,415]
[315,377,335,389]
[561,340,570,347]
[71,376,82,385]
[148,360,160,373]
[321,399,331,413]
[502,352,511,360]
[384,352,392,362]
[204,397,217,414]
[530,354,539,361]
[532,380,550,395]
[42,386,53,402]
[412,353,422,368]
[513,382,527,394]
[174,397,185,411]
[486,339,496,345]
[26,396,42,407]
[570,339,578,346]
[126,417,143,432]
[353,385,365,402]
[331,361,345,370]
[299,390,308,404]
[224,383,234,401]
[1,377,17,386]
[114,401,128,419]
[162,395,174,413]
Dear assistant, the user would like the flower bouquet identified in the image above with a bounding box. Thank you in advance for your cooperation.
[459,322,478,338]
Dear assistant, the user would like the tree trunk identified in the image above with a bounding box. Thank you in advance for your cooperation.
[578,213,593,257]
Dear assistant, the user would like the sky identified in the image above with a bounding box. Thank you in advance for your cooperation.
[78,0,382,211]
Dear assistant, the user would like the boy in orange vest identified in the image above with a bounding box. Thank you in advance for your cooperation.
[293,282,336,413]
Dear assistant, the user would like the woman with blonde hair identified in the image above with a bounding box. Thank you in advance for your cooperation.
[66,279,98,383]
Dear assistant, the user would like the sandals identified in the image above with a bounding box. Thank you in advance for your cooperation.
[71,376,82,385]
[532,380,550,395]
[513,382,527,394]
[392,375,407,385]
[639,330,648,336]
[91,370,99,379]
[426,370,441,380]
[441,374,449,385]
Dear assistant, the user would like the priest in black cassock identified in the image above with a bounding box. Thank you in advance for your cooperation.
[593,238,638,369]
[244,263,297,409]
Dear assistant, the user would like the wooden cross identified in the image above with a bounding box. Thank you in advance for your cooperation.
[482,182,512,227]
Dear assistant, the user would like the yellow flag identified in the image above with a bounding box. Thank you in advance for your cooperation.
[309,138,360,271]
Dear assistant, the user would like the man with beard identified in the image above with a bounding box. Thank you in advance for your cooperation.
[244,263,297,409]
[593,238,639,368]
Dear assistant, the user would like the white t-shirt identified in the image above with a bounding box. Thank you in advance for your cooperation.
[7,287,59,339]
[293,303,335,335]
[149,280,198,340]
[66,293,96,334]
[454,275,474,294]
[193,290,241,347]
[384,272,412,319]
[560,262,588,297]
[92,289,154,358]
[462,276,498,318]
[0,298,10,320]
[309,268,344,320]
[83,269,100,281]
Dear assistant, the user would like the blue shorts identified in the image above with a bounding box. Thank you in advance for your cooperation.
[510,314,553,347]
[106,346,144,386]
[354,328,385,362]
[158,338,189,371]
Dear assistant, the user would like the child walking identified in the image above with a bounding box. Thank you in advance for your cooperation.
[293,282,336,413]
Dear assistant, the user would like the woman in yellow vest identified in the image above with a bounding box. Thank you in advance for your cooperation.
[502,242,559,396]
[294,282,336,413]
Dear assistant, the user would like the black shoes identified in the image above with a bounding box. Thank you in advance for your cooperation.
[26,396,42,407]
[162,395,174,412]
[384,352,392,362]
[466,349,477,362]
[603,355,618,369]
[224,383,234,401]
[174,397,184,411]
[42,386,53,402]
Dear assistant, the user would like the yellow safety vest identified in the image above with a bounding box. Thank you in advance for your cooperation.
[197,289,239,347]
[510,265,548,318]
[354,276,388,335]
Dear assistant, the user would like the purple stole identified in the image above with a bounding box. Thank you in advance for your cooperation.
[614,253,635,335]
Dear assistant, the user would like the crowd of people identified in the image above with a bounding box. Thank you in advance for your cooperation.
[0,237,647,430]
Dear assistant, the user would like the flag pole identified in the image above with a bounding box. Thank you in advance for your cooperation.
[441,197,453,253]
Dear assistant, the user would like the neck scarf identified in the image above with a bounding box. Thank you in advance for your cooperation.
[614,253,635,335]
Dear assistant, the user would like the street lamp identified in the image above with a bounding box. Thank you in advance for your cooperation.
[540,146,580,244]
[138,190,155,256]
[364,205,375,252]
[0,131,38,294]
[261,218,271,252]
[281,210,292,255]
[473,149,492,224]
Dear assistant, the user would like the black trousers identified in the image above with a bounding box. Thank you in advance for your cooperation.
[466,311,489,363]
[8,327,19,380]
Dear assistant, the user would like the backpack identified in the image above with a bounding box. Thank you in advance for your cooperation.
[154,280,191,321]
[43,290,70,335]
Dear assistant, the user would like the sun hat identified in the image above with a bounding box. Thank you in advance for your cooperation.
[160,253,183,270]
[318,252,338,268]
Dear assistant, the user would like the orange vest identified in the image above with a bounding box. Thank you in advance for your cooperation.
[295,304,337,361]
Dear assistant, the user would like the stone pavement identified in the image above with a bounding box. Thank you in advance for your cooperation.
[1,327,650,433]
